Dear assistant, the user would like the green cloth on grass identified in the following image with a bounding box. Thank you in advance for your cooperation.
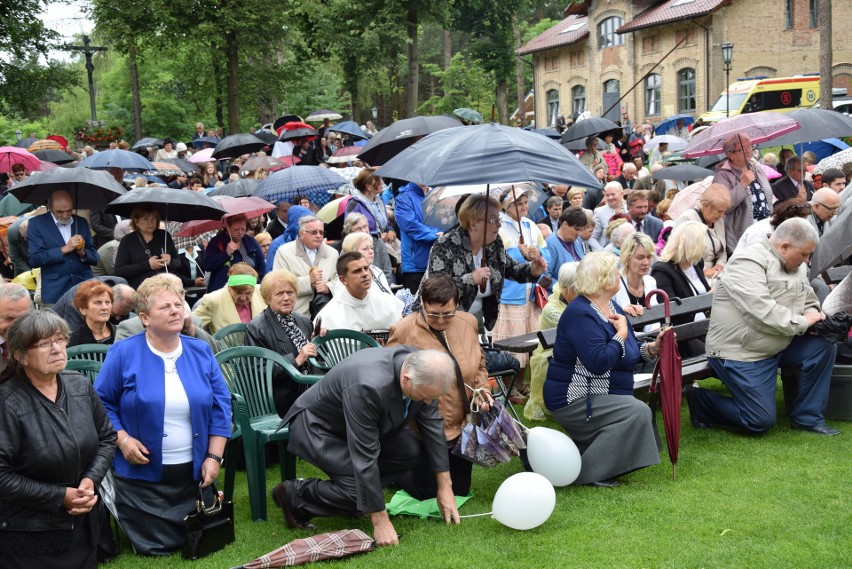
[385,490,472,519]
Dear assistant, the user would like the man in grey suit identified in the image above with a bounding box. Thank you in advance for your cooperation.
[272,347,459,547]
[626,190,663,242]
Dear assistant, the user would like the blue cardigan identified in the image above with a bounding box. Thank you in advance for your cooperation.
[543,296,641,415]
[94,333,232,482]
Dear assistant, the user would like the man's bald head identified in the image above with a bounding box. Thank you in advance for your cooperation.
[811,188,841,222]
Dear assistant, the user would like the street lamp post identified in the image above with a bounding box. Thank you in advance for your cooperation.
[721,42,733,118]
[15,130,22,142]
[371,106,378,126]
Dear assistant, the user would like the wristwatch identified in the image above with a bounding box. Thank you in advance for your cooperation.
[205,452,224,465]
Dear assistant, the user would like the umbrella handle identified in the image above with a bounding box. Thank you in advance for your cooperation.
[645,289,671,325]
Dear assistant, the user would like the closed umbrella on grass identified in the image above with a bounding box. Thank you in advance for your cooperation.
[232,528,374,568]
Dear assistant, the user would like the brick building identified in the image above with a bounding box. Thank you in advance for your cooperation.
[517,0,852,128]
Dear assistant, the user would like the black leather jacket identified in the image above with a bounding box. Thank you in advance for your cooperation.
[0,371,116,532]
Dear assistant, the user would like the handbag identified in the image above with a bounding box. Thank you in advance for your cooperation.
[533,284,549,310]
[182,483,235,560]
[452,397,527,467]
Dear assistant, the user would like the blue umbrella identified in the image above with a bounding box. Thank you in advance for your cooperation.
[531,128,562,140]
[375,123,602,189]
[328,120,369,140]
[191,136,220,149]
[78,149,155,172]
[655,114,694,135]
[253,166,347,207]
[793,138,850,162]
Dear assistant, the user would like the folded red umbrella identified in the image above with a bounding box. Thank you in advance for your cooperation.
[235,529,374,568]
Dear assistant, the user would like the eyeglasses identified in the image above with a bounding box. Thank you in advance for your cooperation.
[303,229,325,236]
[814,202,839,213]
[422,309,456,320]
[27,334,70,351]
[484,217,500,225]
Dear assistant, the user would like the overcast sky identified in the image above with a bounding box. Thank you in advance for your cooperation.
[40,0,95,61]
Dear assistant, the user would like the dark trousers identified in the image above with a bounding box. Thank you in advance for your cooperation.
[397,440,473,499]
[400,272,425,294]
[288,420,423,518]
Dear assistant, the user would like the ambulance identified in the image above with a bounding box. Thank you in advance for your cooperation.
[699,75,820,124]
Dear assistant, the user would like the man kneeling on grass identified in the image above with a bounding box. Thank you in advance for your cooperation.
[685,218,839,436]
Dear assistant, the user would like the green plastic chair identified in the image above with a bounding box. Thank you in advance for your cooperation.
[309,329,380,372]
[64,358,102,383]
[66,343,110,364]
[215,346,323,521]
[213,323,247,352]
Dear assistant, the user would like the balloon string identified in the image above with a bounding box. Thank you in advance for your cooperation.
[424,512,493,519]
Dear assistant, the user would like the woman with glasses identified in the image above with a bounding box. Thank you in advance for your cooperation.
[204,213,267,292]
[673,184,732,281]
[386,274,492,498]
[419,193,547,329]
[0,310,116,568]
[712,133,774,253]
[95,276,230,556]
[246,270,324,416]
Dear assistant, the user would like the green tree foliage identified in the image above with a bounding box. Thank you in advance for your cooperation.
[418,53,494,117]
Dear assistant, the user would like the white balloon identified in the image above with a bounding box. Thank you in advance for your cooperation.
[526,426,582,487]
[492,472,556,530]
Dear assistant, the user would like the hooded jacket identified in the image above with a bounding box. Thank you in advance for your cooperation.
[395,183,441,273]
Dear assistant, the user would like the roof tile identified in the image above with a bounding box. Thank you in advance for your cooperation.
[516,15,589,56]
[618,0,728,33]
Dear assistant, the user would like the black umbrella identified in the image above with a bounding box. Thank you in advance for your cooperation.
[562,137,608,152]
[375,123,602,189]
[160,157,199,174]
[208,178,260,197]
[652,164,715,182]
[105,187,226,221]
[211,133,268,160]
[253,129,278,145]
[757,108,852,147]
[357,115,463,166]
[560,116,620,143]
[13,137,39,149]
[9,167,127,209]
[273,114,305,132]
[531,128,562,140]
[695,153,726,169]
[191,136,220,149]
[278,127,318,142]
[132,137,164,151]
[809,205,852,279]
[33,149,75,165]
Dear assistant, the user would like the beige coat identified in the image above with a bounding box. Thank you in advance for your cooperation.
[192,286,267,334]
[386,311,488,441]
[706,237,820,362]
[273,240,339,317]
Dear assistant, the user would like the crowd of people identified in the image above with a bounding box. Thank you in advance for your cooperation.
[0,116,849,562]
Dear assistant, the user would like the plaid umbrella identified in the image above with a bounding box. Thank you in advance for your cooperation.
[234,529,374,568]
[645,289,681,480]
[254,166,345,207]
[682,112,800,158]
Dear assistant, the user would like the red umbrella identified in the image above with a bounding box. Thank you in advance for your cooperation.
[645,289,681,480]
[682,112,800,158]
[236,528,374,568]
[0,146,40,174]
[275,121,316,136]
[174,195,275,237]
[46,134,69,149]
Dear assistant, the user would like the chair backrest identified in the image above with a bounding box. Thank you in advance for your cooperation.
[215,346,302,420]
[310,329,380,371]
[213,323,247,351]
[66,343,111,363]
[64,359,102,383]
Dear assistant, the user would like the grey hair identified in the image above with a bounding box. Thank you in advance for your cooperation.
[0,283,31,304]
[112,284,134,304]
[297,215,322,233]
[403,350,454,393]
[610,222,636,248]
[2,310,69,378]
[557,262,580,293]
[342,212,368,236]
[770,217,819,248]
[784,156,802,172]
[545,196,563,209]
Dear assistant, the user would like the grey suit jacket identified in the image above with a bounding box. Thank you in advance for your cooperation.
[281,345,448,512]
[636,214,664,242]
[114,314,220,352]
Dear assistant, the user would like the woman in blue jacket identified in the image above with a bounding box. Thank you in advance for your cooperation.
[204,213,266,292]
[95,275,231,555]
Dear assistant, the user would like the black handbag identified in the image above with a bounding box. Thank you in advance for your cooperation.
[182,483,234,560]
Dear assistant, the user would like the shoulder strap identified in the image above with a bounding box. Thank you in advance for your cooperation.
[428,325,469,414]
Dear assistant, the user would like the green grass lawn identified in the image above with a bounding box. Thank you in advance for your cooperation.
[106,379,850,569]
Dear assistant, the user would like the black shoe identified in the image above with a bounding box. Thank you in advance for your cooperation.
[271,480,317,530]
[791,423,841,436]
[587,479,621,488]
[683,384,711,429]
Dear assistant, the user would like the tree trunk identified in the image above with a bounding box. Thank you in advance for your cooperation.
[405,1,419,118]
[818,0,832,109]
[128,39,143,139]
[225,30,240,135]
[442,29,451,69]
[496,78,507,125]
[345,55,360,123]
[514,18,525,127]
[213,54,225,131]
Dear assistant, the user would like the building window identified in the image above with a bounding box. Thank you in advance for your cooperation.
[547,89,560,127]
[569,51,585,68]
[645,73,661,116]
[678,68,696,112]
[572,85,586,115]
[809,0,817,27]
[544,57,559,72]
[642,35,660,55]
[785,0,793,29]
[675,29,696,48]
[598,17,624,49]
